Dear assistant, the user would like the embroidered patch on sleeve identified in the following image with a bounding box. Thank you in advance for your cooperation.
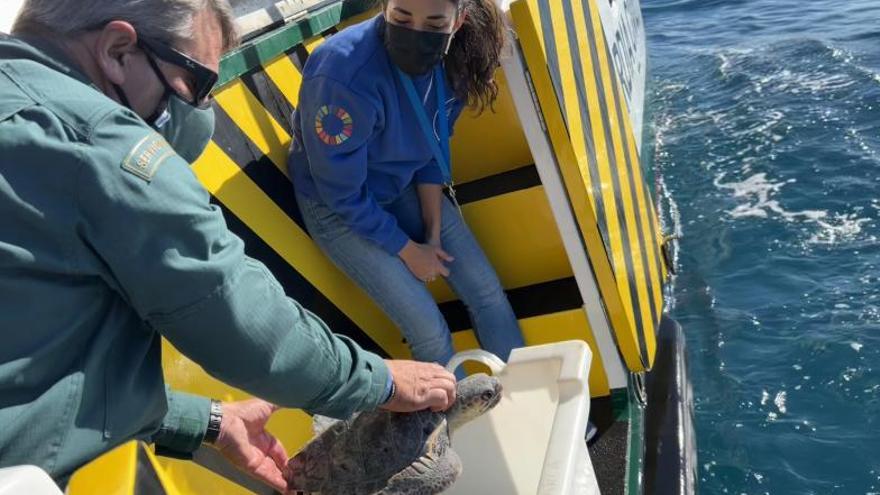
[314,105,354,146]
[122,134,174,181]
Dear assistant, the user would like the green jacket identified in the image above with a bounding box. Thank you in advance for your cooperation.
[0,33,389,482]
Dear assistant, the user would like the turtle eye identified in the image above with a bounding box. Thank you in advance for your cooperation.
[481,391,495,401]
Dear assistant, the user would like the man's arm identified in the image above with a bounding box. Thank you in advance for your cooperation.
[151,389,211,456]
[76,110,452,416]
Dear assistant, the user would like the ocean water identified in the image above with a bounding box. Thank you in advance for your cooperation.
[641,0,880,493]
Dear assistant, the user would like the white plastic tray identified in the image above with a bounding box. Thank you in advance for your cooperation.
[445,340,600,495]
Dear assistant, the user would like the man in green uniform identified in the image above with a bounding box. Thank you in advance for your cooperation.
[0,0,457,491]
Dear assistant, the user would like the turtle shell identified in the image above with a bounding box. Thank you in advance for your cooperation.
[287,408,450,495]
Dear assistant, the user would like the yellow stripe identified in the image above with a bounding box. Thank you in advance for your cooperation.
[263,52,303,108]
[141,443,187,494]
[192,141,409,358]
[616,81,665,328]
[303,36,324,55]
[652,199,669,281]
[586,0,655,358]
[336,9,377,30]
[450,70,534,184]
[213,81,291,176]
[158,340,317,495]
[429,186,573,303]
[510,0,643,371]
[68,442,137,494]
[451,309,611,397]
[548,0,597,213]
[641,172,668,282]
[525,0,547,56]
[463,186,573,289]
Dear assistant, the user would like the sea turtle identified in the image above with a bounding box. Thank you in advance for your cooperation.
[286,373,503,495]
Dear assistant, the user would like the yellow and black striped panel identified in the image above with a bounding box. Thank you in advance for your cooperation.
[202,40,410,359]
[68,442,182,495]
[68,439,280,495]
[159,342,314,495]
[512,0,666,371]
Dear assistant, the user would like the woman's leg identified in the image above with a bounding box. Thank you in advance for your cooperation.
[296,193,457,365]
[387,189,525,362]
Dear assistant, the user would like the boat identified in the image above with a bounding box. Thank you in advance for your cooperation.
[0,0,696,493]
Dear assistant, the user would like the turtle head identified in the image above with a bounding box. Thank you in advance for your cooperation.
[447,373,503,431]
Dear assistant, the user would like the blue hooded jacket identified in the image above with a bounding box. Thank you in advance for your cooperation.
[288,15,466,255]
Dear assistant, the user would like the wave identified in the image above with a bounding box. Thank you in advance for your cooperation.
[641,0,749,14]
[713,173,824,221]
[712,172,873,246]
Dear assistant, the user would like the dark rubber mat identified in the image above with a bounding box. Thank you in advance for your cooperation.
[588,419,629,495]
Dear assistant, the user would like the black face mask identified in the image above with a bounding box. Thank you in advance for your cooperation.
[383,20,452,76]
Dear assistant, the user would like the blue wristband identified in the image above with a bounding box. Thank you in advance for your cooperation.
[381,373,395,405]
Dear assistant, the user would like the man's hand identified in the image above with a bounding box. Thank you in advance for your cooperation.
[213,399,289,492]
[382,360,457,412]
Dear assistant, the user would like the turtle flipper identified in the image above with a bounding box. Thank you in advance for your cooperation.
[311,414,343,436]
[379,449,463,495]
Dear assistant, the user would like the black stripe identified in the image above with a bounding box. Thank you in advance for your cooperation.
[453,165,542,205]
[608,56,661,330]
[439,277,583,333]
[562,0,612,252]
[240,67,295,134]
[135,444,167,495]
[536,0,568,125]
[210,102,306,230]
[214,198,388,357]
[292,43,310,70]
[581,0,648,366]
[209,71,386,356]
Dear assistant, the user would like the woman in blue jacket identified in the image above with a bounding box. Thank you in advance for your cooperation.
[288,0,525,369]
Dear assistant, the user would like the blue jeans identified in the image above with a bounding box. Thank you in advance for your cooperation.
[296,187,524,369]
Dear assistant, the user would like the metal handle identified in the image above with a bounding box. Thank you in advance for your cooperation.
[445,349,506,375]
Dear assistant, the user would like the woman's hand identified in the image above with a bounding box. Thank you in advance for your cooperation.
[398,240,454,283]
[425,231,442,248]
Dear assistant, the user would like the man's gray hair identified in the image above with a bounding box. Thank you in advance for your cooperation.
[13,0,238,50]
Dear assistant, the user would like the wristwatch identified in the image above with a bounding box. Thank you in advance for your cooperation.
[203,399,223,444]
[381,374,397,406]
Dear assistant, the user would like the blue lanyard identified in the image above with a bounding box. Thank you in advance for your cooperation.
[396,65,452,184]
